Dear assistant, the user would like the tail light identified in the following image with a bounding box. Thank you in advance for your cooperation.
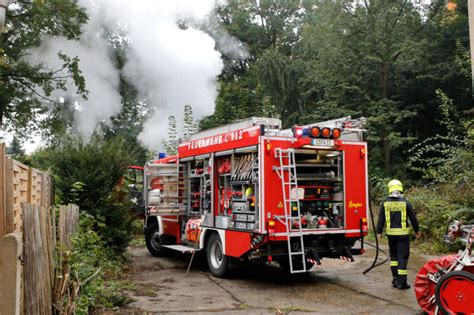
[310,126,320,138]
[361,218,368,231]
[268,220,276,239]
[321,127,331,138]
[332,128,341,139]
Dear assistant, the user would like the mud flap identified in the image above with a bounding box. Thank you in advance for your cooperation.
[307,249,322,265]
[342,246,355,262]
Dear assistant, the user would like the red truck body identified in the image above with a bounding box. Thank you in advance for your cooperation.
[143,117,369,276]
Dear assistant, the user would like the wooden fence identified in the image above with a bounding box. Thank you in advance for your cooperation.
[22,203,79,315]
[0,143,53,238]
[0,143,81,314]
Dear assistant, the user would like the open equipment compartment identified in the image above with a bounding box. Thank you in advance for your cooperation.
[293,148,344,230]
[215,147,259,231]
[144,162,188,216]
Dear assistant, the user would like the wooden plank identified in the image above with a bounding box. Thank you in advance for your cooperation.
[29,168,43,206]
[58,205,66,248]
[22,203,52,315]
[46,206,55,290]
[5,158,14,234]
[27,168,32,204]
[38,204,52,313]
[0,142,5,237]
[58,204,80,249]
[11,160,29,234]
[41,173,52,209]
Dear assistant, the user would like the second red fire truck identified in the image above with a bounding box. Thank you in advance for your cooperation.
[143,116,369,277]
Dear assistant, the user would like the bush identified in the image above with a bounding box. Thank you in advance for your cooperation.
[68,213,133,314]
[408,184,473,253]
[404,91,473,252]
[45,134,137,254]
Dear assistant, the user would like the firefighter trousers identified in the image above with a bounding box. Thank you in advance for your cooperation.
[387,235,410,287]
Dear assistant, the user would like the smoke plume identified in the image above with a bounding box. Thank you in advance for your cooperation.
[31,0,249,150]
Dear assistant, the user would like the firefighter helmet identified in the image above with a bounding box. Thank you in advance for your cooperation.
[245,186,254,197]
[388,179,403,194]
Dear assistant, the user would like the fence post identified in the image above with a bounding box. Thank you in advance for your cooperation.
[0,142,5,237]
[0,233,22,315]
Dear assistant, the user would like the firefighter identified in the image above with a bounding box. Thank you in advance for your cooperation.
[376,179,421,290]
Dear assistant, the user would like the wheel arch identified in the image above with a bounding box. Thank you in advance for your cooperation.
[145,216,161,234]
[201,228,226,253]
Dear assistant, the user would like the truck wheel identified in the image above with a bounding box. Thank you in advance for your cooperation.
[435,270,474,315]
[206,233,229,278]
[145,223,167,257]
[278,257,314,273]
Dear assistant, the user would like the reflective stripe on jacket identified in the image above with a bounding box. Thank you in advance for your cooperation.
[376,196,419,236]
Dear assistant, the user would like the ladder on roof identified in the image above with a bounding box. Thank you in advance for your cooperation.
[273,148,307,273]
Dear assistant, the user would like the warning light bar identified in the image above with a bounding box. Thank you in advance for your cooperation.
[292,125,342,139]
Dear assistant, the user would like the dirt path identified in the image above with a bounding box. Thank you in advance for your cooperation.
[114,244,432,314]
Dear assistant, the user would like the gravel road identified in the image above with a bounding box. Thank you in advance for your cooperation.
[112,244,432,314]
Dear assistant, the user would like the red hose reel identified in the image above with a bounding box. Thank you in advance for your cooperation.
[415,255,474,314]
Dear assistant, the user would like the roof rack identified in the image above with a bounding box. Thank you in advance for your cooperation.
[184,117,281,141]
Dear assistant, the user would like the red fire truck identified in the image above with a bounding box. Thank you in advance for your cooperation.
[143,117,369,277]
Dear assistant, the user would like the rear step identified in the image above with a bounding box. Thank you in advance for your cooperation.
[162,245,196,253]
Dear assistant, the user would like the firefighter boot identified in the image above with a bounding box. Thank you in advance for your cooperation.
[391,278,398,288]
[397,275,410,290]
[390,261,398,288]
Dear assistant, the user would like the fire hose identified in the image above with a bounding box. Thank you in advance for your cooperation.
[363,190,389,275]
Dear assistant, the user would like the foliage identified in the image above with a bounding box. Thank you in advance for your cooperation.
[406,90,473,252]
[202,0,470,179]
[68,213,132,314]
[183,104,197,139]
[163,115,178,155]
[408,183,473,253]
[0,0,88,135]
[41,135,136,254]
[409,89,471,184]
[6,136,25,157]
[129,218,145,247]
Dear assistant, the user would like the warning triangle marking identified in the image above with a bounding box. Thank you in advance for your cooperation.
[277,201,283,208]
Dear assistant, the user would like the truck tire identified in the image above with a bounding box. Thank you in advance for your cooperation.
[145,223,167,257]
[206,233,229,278]
[278,257,314,273]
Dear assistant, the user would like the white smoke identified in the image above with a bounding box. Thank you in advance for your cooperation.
[102,0,229,150]
[31,0,248,149]
[29,4,121,138]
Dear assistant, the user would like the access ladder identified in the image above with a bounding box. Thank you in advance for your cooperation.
[273,148,307,273]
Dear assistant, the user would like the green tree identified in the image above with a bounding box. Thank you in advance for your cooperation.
[183,104,196,138]
[102,24,151,165]
[0,0,88,136]
[201,0,301,129]
[6,136,25,157]
[163,115,178,155]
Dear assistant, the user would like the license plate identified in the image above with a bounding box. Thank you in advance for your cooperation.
[311,139,335,147]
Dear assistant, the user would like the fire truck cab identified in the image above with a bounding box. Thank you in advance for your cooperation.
[144,116,369,277]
